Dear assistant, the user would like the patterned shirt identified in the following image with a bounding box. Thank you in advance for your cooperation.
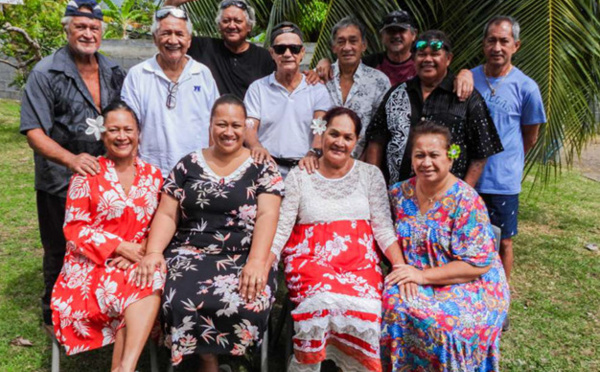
[366,72,503,184]
[326,62,391,157]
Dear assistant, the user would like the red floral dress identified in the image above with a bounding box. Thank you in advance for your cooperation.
[51,156,164,355]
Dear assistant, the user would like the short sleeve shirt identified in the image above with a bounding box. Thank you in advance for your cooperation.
[362,52,417,86]
[20,46,126,197]
[366,73,503,184]
[472,65,546,194]
[188,37,275,99]
[244,73,332,159]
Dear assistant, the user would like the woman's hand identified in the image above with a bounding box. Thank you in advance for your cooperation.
[386,264,425,286]
[108,256,134,271]
[135,252,166,289]
[239,258,267,303]
[115,241,144,263]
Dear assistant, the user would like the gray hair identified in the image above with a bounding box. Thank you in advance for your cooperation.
[330,16,366,45]
[151,14,193,36]
[61,16,107,33]
[483,15,520,41]
[215,0,256,30]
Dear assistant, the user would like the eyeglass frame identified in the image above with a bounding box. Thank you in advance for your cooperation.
[166,81,179,110]
[414,39,447,52]
[220,0,248,10]
[271,44,304,55]
[155,6,188,21]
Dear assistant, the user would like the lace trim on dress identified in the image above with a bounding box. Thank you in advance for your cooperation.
[293,315,381,348]
[294,292,381,315]
[196,150,254,184]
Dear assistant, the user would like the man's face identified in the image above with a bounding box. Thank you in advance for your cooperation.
[381,26,416,55]
[270,32,304,74]
[483,21,520,69]
[332,25,367,67]
[414,43,452,83]
[153,16,191,65]
[65,9,102,57]
[218,6,251,46]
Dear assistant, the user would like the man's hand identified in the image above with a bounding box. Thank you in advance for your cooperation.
[454,69,474,102]
[303,70,323,85]
[67,153,100,176]
[315,58,333,82]
[251,145,274,165]
[298,152,319,174]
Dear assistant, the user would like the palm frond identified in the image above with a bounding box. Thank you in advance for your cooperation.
[183,0,221,37]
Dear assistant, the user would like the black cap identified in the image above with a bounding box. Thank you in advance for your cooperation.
[380,10,415,32]
[64,0,103,21]
[270,22,304,44]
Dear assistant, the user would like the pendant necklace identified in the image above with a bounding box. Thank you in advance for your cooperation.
[484,65,513,96]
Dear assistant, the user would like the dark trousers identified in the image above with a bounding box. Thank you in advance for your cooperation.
[36,190,67,325]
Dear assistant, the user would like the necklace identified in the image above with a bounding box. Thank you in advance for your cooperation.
[484,65,513,96]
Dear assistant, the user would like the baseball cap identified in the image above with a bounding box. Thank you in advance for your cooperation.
[64,0,103,21]
[380,10,415,32]
[270,22,304,44]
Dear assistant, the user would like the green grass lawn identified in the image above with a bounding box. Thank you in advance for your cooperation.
[0,98,599,371]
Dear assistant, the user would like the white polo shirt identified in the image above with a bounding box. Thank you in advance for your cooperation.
[244,73,332,159]
[121,55,218,176]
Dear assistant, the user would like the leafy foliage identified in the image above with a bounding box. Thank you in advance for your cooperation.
[0,0,67,87]
[102,0,157,39]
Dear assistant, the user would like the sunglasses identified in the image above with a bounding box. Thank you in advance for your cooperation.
[272,44,303,55]
[166,82,179,110]
[415,39,445,52]
[155,6,188,20]
[220,0,248,10]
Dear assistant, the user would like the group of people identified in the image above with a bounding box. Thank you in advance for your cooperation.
[19,0,546,371]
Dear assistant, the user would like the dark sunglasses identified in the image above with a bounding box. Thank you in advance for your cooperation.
[272,44,303,55]
[220,0,248,10]
[155,6,188,20]
[415,39,445,52]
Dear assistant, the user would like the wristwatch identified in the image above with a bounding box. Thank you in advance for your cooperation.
[307,147,322,157]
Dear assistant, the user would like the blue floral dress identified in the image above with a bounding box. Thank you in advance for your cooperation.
[160,151,284,365]
[381,178,509,372]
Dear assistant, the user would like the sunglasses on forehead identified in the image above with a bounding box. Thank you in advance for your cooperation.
[220,0,248,10]
[155,7,188,20]
[272,44,303,55]
[415,39,445,51]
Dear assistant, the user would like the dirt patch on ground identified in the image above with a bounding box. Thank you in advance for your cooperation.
[573,136,600,182]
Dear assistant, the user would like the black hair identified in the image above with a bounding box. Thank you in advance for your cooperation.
[103,99,140,129]
[331,16,367,44]
[322,106,362,136]
[407,121,452,155]
[412,29,452,54]
[210,94,247,119]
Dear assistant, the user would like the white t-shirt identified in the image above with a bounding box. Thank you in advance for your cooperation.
[244,73,332,159]
[121,55,219,176]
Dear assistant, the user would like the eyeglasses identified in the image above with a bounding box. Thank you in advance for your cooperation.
[166,82,179,109]
[220,0,248,10]
[271,44,303,55]
[155,6,188,20]
[415,39,445,52]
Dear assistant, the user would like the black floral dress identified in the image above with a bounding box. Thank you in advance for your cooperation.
[160,151,284,365]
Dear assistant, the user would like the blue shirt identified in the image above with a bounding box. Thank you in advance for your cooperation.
[472,65,546,194]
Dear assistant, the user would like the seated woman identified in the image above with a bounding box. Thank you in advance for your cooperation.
[270,107,406,372]
[136,94,284,371]
[382,121,510,371]
[51,100,164,372]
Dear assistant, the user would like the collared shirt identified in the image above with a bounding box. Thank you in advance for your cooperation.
[472,65,546,194]
[366,72,503,184]
[121,55,219,176]
[244,73,332,160]
[20,46,126,197]
[326,62,391,157]
[188,37,275,99]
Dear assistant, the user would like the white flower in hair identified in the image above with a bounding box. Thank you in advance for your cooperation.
[85,115,106,141]
[310,118,327,135]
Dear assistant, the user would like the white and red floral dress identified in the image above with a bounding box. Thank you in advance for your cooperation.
[51,156,164,355]
[271,162,397,372]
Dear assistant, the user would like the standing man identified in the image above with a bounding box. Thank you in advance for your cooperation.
[19,0,126,328]
[121,6,219,177]
[473,16,546,301]
[364,30,504,186]
[244,22,331,177]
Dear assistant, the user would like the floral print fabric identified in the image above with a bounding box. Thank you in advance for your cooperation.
[51,156,164,355]
[160,151,283,365]
[381,178,510,372]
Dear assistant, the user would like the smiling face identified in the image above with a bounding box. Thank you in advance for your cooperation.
[65,11,103,57]
[414,45,452,84]
[381,26,416,55]
[332,25,367,67]
[411,133,452,184]
[218,5,251,47]
[210,103,246,155]
[154,15,191,65]
[321,114,358,167]
[270,32,304,74]
[102,109,139,161]
[484,20,520,70]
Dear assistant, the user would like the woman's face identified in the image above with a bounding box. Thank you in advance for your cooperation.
[102,109,139,161]
[321,114,357,167]
[210,103,246,154]
[411,133,452,184]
